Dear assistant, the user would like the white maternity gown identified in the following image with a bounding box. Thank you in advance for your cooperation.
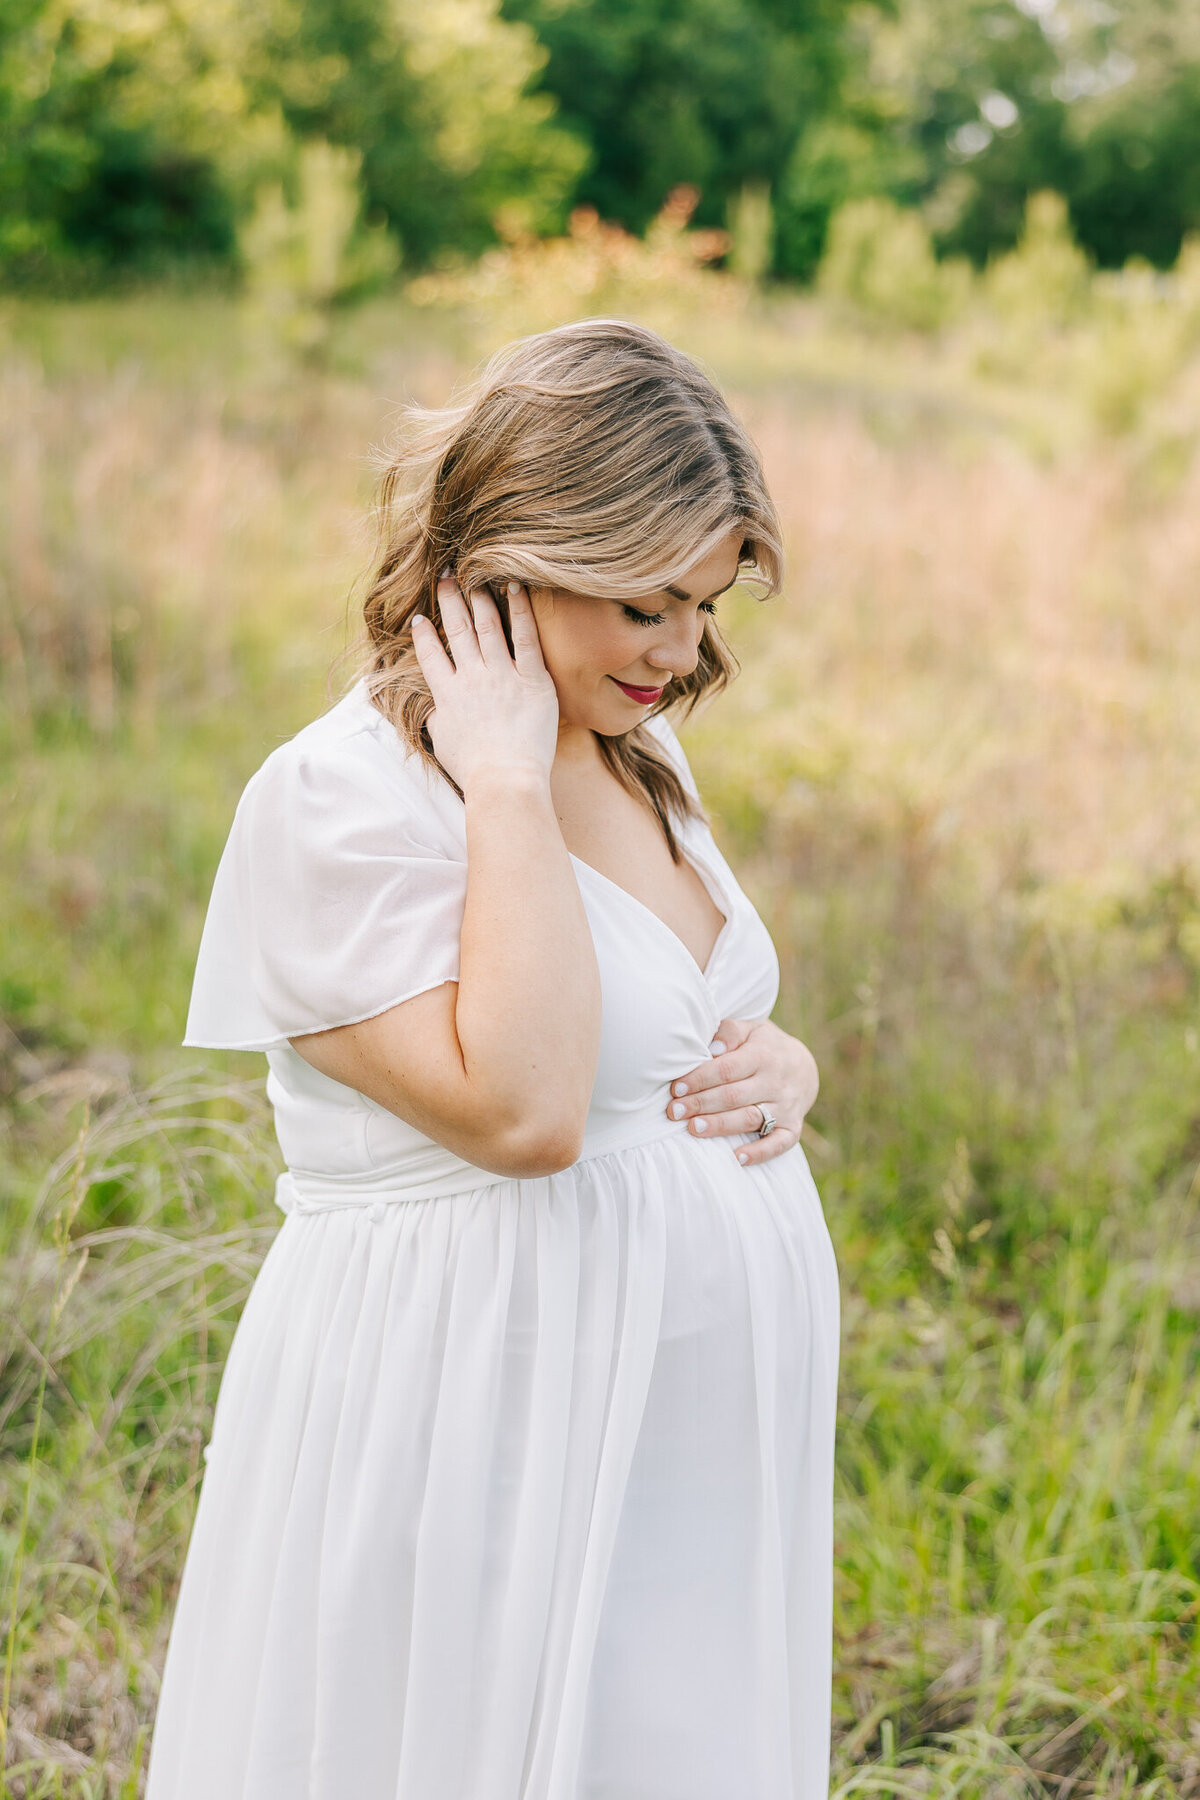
[145,679,840,1800]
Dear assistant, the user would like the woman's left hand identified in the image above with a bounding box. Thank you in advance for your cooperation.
[665,1018,819,1167]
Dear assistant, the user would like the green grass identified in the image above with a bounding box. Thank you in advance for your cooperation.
[2,290,1199,1796]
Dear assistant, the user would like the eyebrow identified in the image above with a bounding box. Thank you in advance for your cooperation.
[664,573,740,603]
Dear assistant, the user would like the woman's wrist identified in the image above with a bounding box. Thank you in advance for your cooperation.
[461,762,553,804]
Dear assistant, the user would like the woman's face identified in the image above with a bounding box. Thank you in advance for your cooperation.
[528,527,745,737]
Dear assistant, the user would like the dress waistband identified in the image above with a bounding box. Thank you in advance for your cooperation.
[275,1102,695,1218]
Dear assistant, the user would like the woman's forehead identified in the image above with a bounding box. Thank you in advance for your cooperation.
[662,530,747,598]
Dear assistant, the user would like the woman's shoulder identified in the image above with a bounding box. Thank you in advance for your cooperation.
[248,678,407,784]
[185,679,467,1053]
[241,678,454,834]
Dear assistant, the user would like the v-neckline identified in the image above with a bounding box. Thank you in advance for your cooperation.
[568,838,733,985]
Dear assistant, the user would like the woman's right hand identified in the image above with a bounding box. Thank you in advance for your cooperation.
[412,573,560,793]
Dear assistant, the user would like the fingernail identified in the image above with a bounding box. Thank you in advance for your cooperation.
[669,1101,685,1120]
[438,565,450,578]
[507,579,519,595]
[672,1081,688,1097]
[737,1150,749,1165]
[710,1040,726,1056]
[694,1118,708,1133]
[412,612,427,624]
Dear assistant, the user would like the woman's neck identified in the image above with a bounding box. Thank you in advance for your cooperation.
[553,719,604,772]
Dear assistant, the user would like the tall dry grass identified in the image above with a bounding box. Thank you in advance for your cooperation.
[703,399,1200,892]
[1,1074,277,1795]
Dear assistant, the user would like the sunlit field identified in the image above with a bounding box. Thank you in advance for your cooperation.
[2,240,1199,1792]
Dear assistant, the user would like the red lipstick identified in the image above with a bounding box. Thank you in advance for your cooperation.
[611,678,665,704]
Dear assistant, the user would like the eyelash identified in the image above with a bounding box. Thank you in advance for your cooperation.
[622,600,719,628]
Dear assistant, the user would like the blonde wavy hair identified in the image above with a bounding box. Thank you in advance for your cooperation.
[358,318,783,859]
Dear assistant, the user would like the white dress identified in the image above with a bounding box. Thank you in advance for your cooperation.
[145,680,840,1800]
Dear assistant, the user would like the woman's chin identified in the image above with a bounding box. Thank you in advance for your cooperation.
[556,688,648,738]
[592,702,648,737]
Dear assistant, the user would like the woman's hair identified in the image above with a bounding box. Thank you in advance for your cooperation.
[358,317,783,859]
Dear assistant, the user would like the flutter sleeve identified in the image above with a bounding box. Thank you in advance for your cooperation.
[183,734,467,1052]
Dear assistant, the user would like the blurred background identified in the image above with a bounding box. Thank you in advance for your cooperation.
[2,0,1200,1791]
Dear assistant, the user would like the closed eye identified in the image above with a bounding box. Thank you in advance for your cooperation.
[622,600,719,627]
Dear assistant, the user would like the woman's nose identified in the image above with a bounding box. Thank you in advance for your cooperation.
[645,615,702,678]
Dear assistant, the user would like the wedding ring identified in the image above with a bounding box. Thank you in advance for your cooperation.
[755,1105,778,1139]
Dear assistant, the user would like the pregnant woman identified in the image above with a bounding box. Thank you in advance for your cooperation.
[145,318,840,1799]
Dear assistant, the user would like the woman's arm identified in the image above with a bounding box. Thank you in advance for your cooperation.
[288,577,602,1178]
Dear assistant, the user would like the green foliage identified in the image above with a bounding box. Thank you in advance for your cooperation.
[726,179,772,285]
[262,0,588,263]
[1063,12,1200,271]
[5,0,1200,287]
[799,183,1200,443]
[953,192,1200,436]
[848,0,1200,278]
[817,194,973,331]
[982,191,1092,329]
[0,0,250,284]
[498,0,851,242]
[238,139,398,365]
[773,117,916,284]
[847,0,1069,262]
[0,0,584,287]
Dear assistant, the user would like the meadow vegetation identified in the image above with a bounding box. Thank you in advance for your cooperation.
[2,200,1199,1793]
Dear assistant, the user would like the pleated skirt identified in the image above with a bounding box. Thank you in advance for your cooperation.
[145,1131,840,1800]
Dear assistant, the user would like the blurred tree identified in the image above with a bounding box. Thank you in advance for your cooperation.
[251,0,588,265]
[831,0,1070,266]
[0,0,250,282]
[773,115,913,281]
[4,0,1200,286]
[981,188,1090,326]
[498,0,854,266]
[727,179,773,283]
[838,0,1200,271]
[817,192,972,330]
[1062,2,1200,268]
[239,139,399,367]
[0,0,584,283]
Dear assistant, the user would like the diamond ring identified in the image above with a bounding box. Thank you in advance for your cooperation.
[755,1105,778,1139]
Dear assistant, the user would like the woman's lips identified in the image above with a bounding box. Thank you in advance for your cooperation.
[610,677,665,703]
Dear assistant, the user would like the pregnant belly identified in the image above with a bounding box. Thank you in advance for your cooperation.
[558,1125,838,1347]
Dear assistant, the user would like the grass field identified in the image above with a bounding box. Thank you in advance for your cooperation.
[1,275,1199,1795]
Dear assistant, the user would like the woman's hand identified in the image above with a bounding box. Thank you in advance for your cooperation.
[412,574,560,793]
[665,1018,820,1167]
